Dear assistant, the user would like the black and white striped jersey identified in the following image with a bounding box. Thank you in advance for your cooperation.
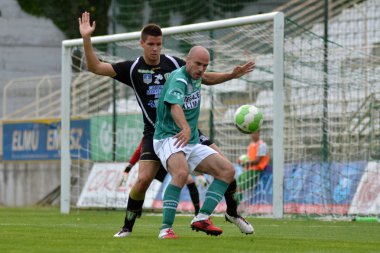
[112,54,185,135]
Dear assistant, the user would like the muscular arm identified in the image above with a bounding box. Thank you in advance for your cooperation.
[171,104,191,148]
[202,61,255,85]
[79,12,116,77]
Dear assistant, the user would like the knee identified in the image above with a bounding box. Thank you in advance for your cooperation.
[170,168,188,186]
[135,176,153,191]
[174,169,189,183]
[212,162,235,183]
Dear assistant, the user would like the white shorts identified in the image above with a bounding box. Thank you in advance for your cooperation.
[153,137,217,172]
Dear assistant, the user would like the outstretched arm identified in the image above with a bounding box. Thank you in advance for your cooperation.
[202,60,255,85]
[78,12,116,77]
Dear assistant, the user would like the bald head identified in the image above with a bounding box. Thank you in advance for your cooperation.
[186,46,210,80]
[188,46,210,60]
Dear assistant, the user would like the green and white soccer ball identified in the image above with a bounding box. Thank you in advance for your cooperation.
[234,105,263,134]
[238,154,249,164]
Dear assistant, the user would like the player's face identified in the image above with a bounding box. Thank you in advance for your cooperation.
[251,132,260,142]
[140,35,162,65]
[186,54,209,80]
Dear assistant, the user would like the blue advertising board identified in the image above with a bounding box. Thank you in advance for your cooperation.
[283,161,365,205]
[152,161,365,214]
[2,119,90,160]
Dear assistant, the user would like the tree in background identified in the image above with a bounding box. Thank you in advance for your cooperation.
[117,0,253,32]
[17,0,111,39]
[17,0,256,39]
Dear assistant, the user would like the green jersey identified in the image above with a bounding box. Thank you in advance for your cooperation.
[154,66,202,144]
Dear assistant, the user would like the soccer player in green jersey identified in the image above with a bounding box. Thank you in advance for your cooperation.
[154,46,236,239]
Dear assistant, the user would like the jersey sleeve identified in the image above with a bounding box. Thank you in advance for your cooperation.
[257,142,268,156]
[111,60,134,86]
[164,79,187,107]
[174,56,186,67]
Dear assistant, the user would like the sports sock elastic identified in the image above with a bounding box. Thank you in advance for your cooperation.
[123,194,144,231]
[187,182,200,215]
[161,184,181,229]
[199,178,229,215]
[224,179,238,217]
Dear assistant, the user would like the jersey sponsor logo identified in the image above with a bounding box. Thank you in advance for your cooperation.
[183,90,200,110]
[143,74,152,84]
[138,69,154,74]
[164,73,171,80]
[147,85,163,98]
[148,99,158,108]
[154,74,163,84]
[169,88,184,100]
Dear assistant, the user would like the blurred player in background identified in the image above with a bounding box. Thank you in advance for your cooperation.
[237,130,270,201]
[78,11,254,238]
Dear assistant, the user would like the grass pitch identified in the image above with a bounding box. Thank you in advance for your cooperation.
[1,207,379,253]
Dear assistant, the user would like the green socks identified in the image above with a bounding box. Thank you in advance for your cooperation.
[200,178,229,215]
[161,184,181,229]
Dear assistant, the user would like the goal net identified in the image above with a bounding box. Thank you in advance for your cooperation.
[61,12,380,219]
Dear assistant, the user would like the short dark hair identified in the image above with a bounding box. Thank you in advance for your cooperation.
[141,24,162,41]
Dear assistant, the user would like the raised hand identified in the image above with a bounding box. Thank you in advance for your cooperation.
[231,60,256,79]
[78,11,96,38]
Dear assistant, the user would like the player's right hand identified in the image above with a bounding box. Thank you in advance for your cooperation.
[124,162,134,173]
[174,127,191,148]
[118,163,134,187]
[79,12,96,38]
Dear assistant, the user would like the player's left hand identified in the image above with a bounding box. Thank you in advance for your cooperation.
[79,12,96,38]
[231,60,256,78]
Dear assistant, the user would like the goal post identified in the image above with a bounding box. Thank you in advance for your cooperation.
[60,12,285,215]
[272,12,284,219]
[60,45,71,214]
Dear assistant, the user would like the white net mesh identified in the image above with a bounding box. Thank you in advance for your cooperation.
[64,13,380,217]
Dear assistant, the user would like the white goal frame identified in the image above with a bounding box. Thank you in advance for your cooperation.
[60,12,284,216]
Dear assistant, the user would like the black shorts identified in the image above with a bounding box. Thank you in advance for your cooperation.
[141,129,213,182]
[140,133,160,162]
[198,129,213,146]
[140,133,167,182]
[155,165,168,182]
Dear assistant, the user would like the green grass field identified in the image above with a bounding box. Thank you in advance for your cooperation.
[1,208,379,253]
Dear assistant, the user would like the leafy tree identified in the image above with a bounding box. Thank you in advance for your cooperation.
[116,0,254,32]
[16,0,111,39]
[16,0,255,39]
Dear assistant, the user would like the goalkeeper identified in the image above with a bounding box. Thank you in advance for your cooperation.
[121,138,201,216]
[78,11,254,238]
